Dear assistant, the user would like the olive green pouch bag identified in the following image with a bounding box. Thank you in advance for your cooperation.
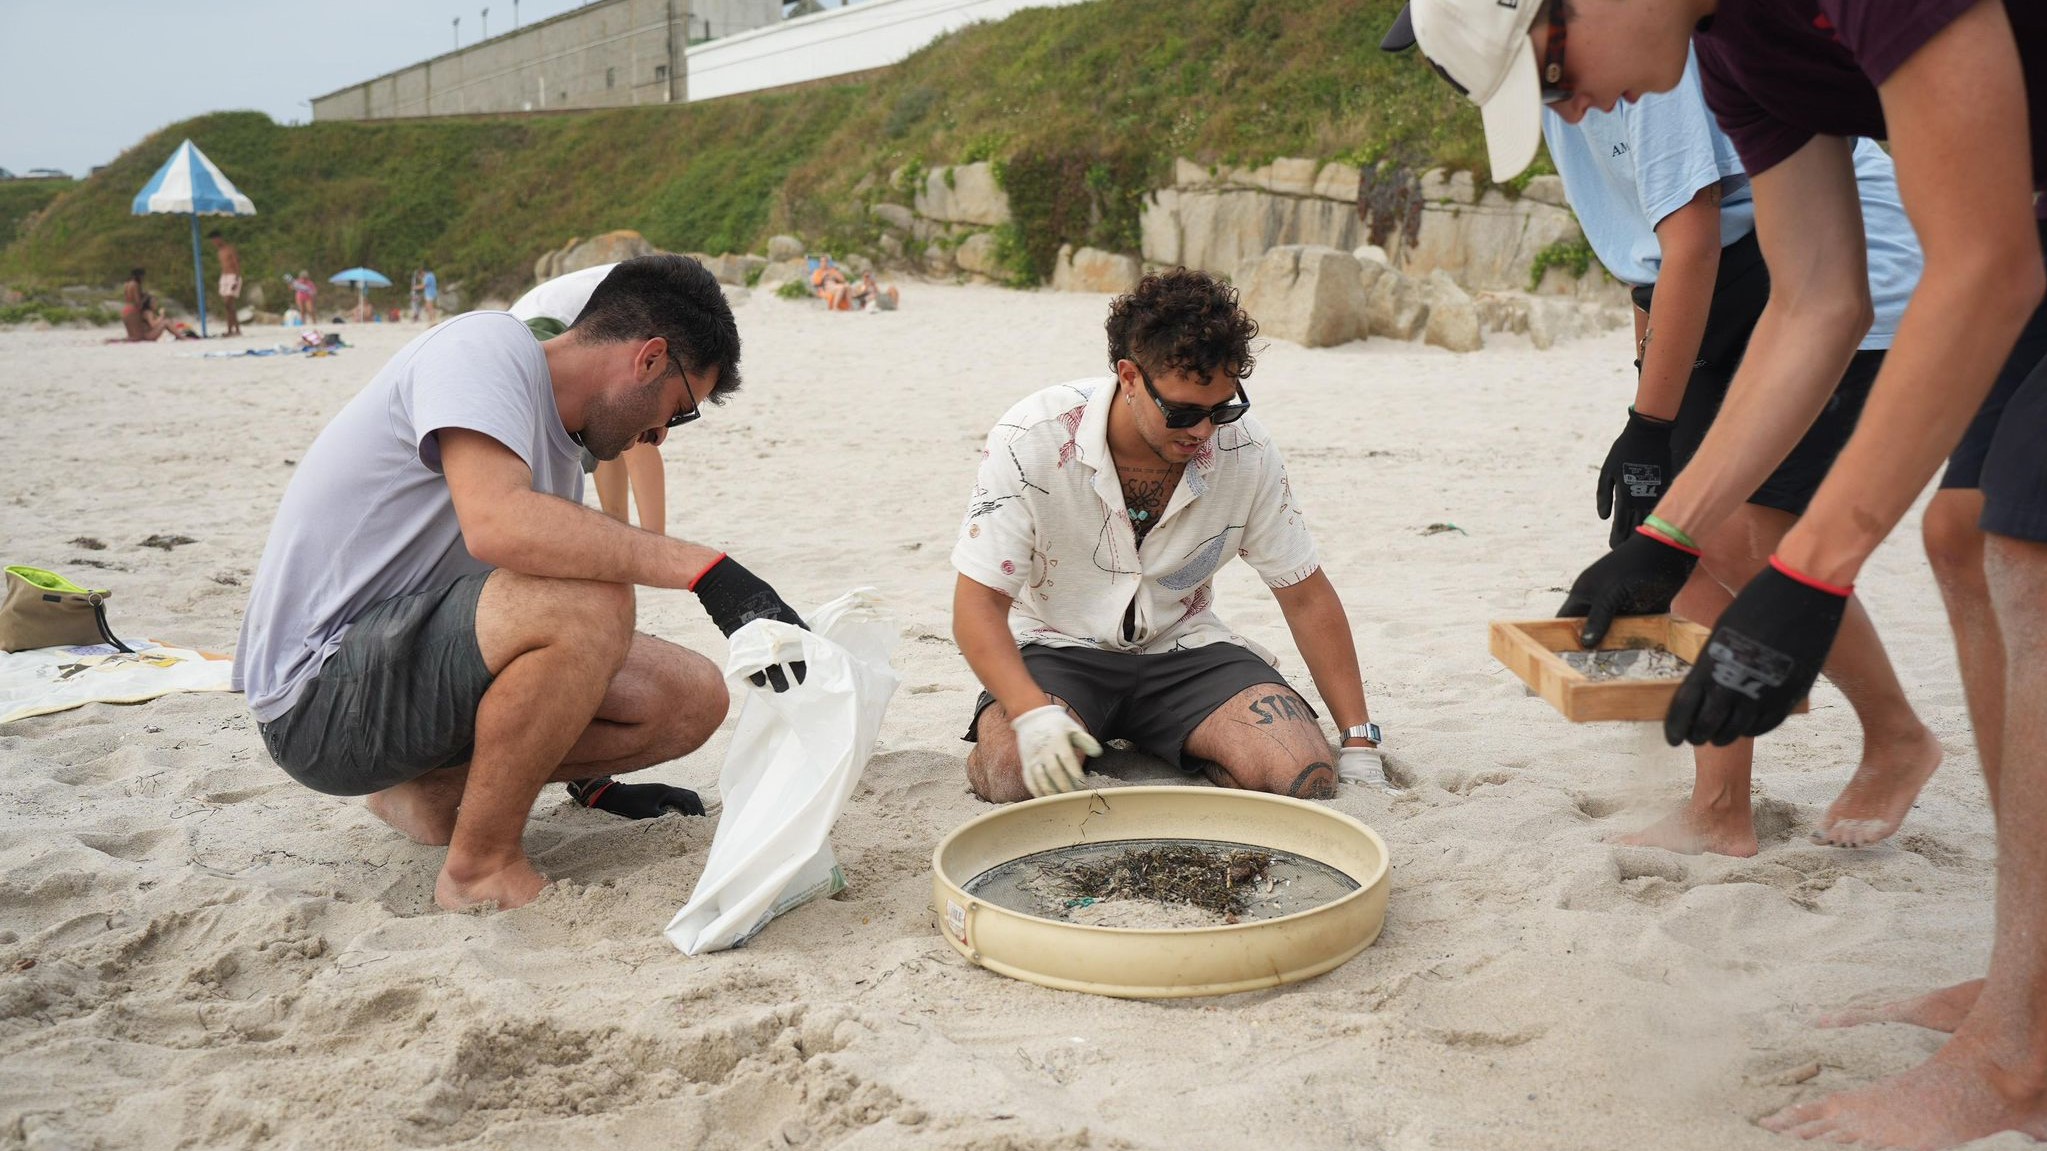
[0,566,134,653]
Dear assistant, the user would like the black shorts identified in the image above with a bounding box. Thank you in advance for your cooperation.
[1980,352,2047,542]
[964,643,1309,769]
[1943,219,2047,491]
[257,572,495,796]
[1669,349,1883,518]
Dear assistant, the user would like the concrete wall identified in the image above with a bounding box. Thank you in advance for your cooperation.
[312,0,690,120]
[688,0,782,42]
[683,0,1091,102]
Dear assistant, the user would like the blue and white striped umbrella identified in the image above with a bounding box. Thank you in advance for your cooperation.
[131,140,255,338]
[131,140,256,217]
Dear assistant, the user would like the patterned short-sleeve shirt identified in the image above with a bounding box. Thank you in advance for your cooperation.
[951,379,1321,663]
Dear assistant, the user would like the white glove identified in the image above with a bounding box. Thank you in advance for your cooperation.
[1011,704,1102,797]
[1338,745,1400,792]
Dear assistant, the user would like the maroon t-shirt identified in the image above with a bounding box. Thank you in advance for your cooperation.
[1694,0,2047,207]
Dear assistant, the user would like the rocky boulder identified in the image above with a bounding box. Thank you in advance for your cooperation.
[1365,267,1431,341]
[871,203,915,235]
[766,234,805,262]
[1236,245,1368,348]
[1423,270,1484,353]
[916,162,1011,227]
[1051,245,1141,294]
[954,232,1003,279]
[703,253,766,286]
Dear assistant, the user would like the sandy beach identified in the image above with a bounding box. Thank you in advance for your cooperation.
[0,285,2011,1150]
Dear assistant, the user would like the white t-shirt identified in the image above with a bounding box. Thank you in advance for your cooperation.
[234,312,584,721]
[951,379,1322,663]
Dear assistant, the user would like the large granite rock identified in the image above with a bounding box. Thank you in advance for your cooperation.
[954,233,1002,278]
[1365,267,1430,341]
[1423,270,1484,353]
[766,234,805,262]
[916,162,1011,227]
[757,258,808,286]
[871,202,915,234]
[703,253,766,286]
[558,230,655,276]
[1051,245,1141,294]
[1236,245,1368,348]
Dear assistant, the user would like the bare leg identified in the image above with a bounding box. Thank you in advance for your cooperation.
[1615,563,1761,856]
[621,442,666,536]
[1806,493,2001,1031]
[402,571,725,911]
[593,457,630,523]
[1765,535,2047,1147]
[1923,489,2006,806]
[966,697,1086,804]
[1182,684,1337,799]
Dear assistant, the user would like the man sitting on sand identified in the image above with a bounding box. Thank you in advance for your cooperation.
[952,267,1388,802]
[234,255,808,911]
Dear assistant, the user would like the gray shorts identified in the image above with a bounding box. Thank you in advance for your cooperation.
[257,572,494,796]
[964,642,1308,768]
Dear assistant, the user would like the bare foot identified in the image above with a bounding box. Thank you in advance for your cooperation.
[1817,980,1984,1033]
[434,855,548,911]
[1612,805,1759,858]
[364,773,464,846]
[1814,725,1944,848]
[1761,1032,2047,1148]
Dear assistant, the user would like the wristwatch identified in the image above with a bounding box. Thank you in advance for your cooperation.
[1342,722,1383,747]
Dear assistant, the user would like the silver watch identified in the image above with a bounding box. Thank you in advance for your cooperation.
[1343,722,1383,745]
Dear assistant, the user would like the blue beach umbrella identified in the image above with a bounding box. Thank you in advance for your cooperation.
[329,267,393,316]
[131,140,257,339]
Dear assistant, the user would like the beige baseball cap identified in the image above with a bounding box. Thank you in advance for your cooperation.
[1409,0,1548,182]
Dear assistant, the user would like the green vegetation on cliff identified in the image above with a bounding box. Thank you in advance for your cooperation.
[0,0,1489,301]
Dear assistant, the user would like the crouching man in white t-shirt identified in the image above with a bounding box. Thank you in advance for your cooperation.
[951,268,1388,802]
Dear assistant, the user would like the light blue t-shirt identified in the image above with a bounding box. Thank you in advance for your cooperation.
[234,312,583,721]
[1544,49,1920,350]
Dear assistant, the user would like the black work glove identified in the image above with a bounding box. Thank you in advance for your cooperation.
[1597,408,1675,548]
[1557,527,1700,647]
[1665,561,1846,747]
[691,554,809,692]
[566,776,706,818]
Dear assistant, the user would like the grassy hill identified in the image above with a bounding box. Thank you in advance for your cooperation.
[0,0,1492,305]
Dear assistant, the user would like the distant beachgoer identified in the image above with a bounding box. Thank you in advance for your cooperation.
[236,254,804,911]
[292,271,317,320]
[421,265,439,322]
[810,257,852,311]
[850,271,899,312]
[208,231,242,336]
[120,268,170,341]
[954,268,1388,803]
[409,268,425,321]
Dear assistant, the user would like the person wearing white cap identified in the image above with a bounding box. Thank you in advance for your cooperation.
[1388,11,1941,858]
[1409,0,2047,1145]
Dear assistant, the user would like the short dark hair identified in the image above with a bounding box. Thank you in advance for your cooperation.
[570,255,742,401]
[206,230,222,240]
[1105,267,1259,382]
[130,267,145,281]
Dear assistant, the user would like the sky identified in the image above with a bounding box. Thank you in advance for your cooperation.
[0,0,625,178]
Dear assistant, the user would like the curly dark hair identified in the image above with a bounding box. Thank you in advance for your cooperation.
[1104,267,1259,382]
[570,254,743,402]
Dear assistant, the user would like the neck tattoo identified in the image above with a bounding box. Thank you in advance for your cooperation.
[1119,460,1182,543]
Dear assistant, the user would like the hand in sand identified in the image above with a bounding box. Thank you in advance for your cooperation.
[1337,745,1401,793]
[1558,527,1699,646]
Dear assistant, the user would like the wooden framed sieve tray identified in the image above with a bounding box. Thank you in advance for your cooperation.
[1488,614,1809,723]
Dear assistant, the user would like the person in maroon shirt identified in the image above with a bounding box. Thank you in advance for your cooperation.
[1408,0,2047,1145]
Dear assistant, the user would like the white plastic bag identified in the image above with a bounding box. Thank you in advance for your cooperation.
[664,589,900,955]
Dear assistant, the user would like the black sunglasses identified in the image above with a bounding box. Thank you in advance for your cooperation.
[664,351,702,429]
[1540,0,1571,105]
[1134,363,1250,429]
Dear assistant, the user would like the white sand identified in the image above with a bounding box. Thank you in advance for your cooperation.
[0,289,2007,1150]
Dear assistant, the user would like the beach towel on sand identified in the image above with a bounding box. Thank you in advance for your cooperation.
[0,643,234,725]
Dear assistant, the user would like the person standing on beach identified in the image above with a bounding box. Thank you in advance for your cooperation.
[291,271,316,325]
[1407,0,2047,1143]
[235,255,808,911]
[952,268,1389,803]
[409,268,425,322]
[508,261,689,821]
[208,231,242,337]
[1384,18,1939,856]
[421,264,439,323]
